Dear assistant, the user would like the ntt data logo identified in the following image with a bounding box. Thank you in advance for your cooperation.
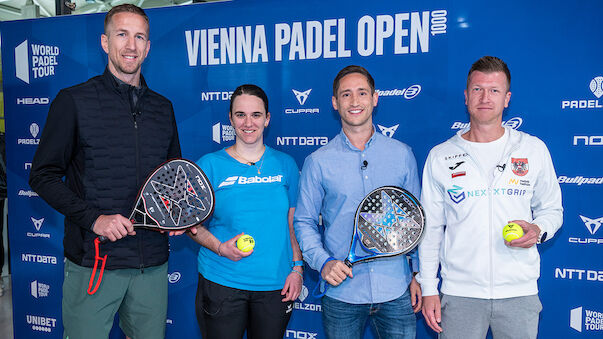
[554,267,603,281]
[561,76,603,109]
[15,40,60,84]
[376,85,421,99]
[21,253,58,265]
[201,91,233,101]
[276,136,328,146]
[26,315,57,333]
[451,117,523,130]
[212,122,235,144]
[30,280,50,298]
[570,307,603,332]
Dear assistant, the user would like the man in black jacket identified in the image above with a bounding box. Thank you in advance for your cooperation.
[29,5,181,339]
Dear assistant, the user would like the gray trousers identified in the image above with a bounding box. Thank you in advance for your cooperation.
[440,294,542,339]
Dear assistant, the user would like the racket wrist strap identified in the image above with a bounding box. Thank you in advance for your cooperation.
[87,237,108,295]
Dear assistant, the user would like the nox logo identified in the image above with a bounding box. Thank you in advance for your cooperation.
[573,136,603,146]
[590,76,603,98]
[292,89,312,105]
[30,280,50,298]
[15,40,60,84]
[377,124,399,138]
[447,185,466,204]
[212,122,235,144]
[31,217,44,231]
[285,330,318,339]
[580,215,602,235]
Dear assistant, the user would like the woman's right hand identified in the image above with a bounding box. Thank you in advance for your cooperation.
[219,232,254,261]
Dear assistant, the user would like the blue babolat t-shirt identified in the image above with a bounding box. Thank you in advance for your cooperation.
[196,146,299,291]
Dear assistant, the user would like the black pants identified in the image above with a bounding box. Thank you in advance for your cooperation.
[195,274,293,339]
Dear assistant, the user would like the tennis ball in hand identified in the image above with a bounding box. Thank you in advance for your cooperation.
[502,223,524,242]
[236,234,255,252]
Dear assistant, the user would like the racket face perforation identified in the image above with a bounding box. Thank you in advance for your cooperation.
[347,186,425,265]
[131,159,214,230]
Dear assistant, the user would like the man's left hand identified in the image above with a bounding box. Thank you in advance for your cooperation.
[281,268,303,302]
[166,225,199,236]
[409,276,423,313]
[506,220,540,248]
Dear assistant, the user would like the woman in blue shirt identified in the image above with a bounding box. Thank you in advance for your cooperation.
[190,84,303,339]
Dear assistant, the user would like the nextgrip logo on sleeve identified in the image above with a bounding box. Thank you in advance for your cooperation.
[15,40,60,84]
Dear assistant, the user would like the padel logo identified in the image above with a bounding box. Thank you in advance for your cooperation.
[168,272,181,283]
[451,117,523,130]
[27,217,50,239]
[285,89,320,114]
[26,315,57,333]
[561,76,603,110]
[377,124,399,138]
[570,307,603,332]
[17,123,40,145]
[376,85,421,99]
[218,175,283,188]
[558,176,603,185]
[276,136,328,146]
[30,280,50,298]
[212,122,235,144]
[15,40,60,84]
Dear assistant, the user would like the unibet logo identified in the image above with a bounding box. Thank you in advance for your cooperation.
[26,315,56,333]
[15,40,60,84]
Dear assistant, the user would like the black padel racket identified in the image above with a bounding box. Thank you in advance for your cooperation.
[344,186,425,267]
[89,159,213,294]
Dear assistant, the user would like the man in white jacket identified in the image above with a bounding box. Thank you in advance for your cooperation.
[417,56,563,339]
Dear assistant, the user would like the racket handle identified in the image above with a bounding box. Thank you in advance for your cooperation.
[98,235,109,244]
[344,258,353,268]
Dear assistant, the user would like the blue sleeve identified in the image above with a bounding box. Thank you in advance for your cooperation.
[293,155,331,272]
[286,155,300,207]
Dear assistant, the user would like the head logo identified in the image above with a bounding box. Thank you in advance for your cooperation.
[298,285,309,302]
[31,217,44,231]
[168,272,181,283]
[447,185,466,204]
[580,215,602,235]
[15,40,60,84]
[511,158,528,176]
[212,122,235,144]
[590,76,603,98]
[292,89,312,105]
[377,124,399,138]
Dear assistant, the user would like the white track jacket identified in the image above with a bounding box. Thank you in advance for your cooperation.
[417,127,563,299]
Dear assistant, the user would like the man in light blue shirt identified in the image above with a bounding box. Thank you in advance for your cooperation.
[294,65,422,339]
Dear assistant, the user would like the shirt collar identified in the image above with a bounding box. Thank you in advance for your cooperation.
[339,125,377,151]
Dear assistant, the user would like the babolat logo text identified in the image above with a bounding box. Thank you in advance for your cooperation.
[212,122,235,144]
[376,85,421,99]
[16,97,50,105]
[570,307,603,332]
[558,176,603,185]
[26,315,57,333]
[285,330,318,339]
[21,253,57,265]
[218,175,283,188]
[17,123,40,145]
[276,136,328,146]
[31,280,50,298]
[15,40,60,84]
[561,76,603,110]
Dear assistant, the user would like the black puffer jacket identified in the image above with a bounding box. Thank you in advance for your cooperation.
[29,68,181,269]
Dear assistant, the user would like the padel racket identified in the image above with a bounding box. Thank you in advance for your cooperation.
[89,159,213,294]
[344,186,425,267]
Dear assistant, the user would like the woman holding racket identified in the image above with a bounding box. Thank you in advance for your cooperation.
[189,84,303,339]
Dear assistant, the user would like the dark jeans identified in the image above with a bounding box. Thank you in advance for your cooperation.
[321,289,416,339]
[195,274,293,339]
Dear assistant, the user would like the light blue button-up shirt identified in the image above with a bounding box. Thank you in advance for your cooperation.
[294,128,421,304]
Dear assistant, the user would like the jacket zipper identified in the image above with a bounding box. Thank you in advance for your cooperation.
[133,106,144,273]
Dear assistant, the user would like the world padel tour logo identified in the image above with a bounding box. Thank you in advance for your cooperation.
[15,40,60,84]
[570,306,603,332]
[561,76,603,110]
[30,280,50,298]
[212,122,235,144]
[451,117,523,130]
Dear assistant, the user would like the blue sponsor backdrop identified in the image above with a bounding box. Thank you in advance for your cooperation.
[1,0,602,338]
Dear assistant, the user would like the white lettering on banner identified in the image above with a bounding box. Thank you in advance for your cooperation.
[561,76,603,110]
[558,176,603,185]
[201,91,233,101]
[26,315,57,332]
[15,40,61,84]
[21,253,58,265]
[185,10,447,66]
[18,190,39,197]
[276,137,328,146]
[573,136,603,146]
[571,307,603,332]
[554,268,603,281]
[285,330,318,339]
[16,97,49,105]
[218,175,283,188]
[293,302,322,312]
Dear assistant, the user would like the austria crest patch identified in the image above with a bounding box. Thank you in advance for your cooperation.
[511,158,528,176]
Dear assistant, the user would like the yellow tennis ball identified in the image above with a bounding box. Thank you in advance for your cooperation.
[236,234,255,252]
[503,223,524,242]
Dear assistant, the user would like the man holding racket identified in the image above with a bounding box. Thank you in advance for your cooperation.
[29,4,180,339]
[417,56,563,339]
[294,65,422,339]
